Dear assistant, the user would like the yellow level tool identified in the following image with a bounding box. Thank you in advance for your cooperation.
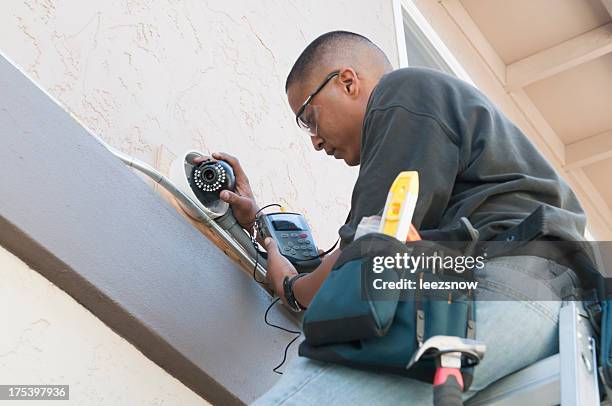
[379,171,420,241]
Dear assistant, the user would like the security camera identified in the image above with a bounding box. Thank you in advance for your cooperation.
[169,150,236,219]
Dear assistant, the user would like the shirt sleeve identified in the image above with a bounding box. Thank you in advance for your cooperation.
[338,106,462,248]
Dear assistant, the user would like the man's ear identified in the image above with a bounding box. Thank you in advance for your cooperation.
[338,67,360,98]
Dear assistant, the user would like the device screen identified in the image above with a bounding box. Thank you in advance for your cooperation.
[272,220,302,231]
[270,213,308,232]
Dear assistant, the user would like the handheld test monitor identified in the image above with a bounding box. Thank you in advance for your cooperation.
[256,212,321,272]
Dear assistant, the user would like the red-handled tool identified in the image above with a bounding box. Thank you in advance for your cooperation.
[407,336,486,406]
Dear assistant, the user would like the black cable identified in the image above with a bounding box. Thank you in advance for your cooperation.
[264,298,302,334]
[249,202,339,374]
[250,203,299,374]
[273,334,301,374]
[264,297,302,374]
[251,239,267,285]
[250,203,282,285]
[256,203,282,215]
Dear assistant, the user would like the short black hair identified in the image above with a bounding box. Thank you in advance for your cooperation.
[285,31,391,92]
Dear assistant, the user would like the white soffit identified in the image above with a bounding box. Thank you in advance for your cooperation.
[433,0,612,238]
[523,53,612,145]
[583,159,612,206]
[460,0,611,64]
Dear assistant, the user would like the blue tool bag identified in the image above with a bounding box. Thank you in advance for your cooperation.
[299,206,610,396]
[299,232,479,388]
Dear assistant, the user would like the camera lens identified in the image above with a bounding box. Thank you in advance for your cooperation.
[191,160,233,194]
[201,167,218,184]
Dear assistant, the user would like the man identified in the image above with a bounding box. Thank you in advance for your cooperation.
[209,31,584,404]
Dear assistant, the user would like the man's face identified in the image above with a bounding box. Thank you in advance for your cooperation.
[287,68,366,166]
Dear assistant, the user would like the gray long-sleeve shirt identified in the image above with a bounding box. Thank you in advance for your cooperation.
[339,68,586,248]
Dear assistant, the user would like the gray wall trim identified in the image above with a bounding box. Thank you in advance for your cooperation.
[0,55,297,405]
[0,215,239,406]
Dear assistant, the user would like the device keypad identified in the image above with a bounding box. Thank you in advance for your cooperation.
[256,213,320,267]
[278,231,316,258]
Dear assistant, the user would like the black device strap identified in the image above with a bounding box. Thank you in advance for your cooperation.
[283,273,308,312]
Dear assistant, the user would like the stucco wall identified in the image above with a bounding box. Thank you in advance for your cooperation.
[0,0,400,249]
[0,1,399,401]
[0,245,208,406]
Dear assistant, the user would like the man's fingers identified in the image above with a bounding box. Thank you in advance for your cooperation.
[212,151,232,161]
[219,190,251,208]
[212,152,246,178]
[192,153,243,179]
[219,190,238,203]
[263,237,279,253]
[192,154,211,164]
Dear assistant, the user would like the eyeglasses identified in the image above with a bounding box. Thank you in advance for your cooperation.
[295,71,340,135]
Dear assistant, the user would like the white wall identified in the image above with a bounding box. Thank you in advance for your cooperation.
[0,0,400,400]
[0,245,208,406]
[0,0,400,249]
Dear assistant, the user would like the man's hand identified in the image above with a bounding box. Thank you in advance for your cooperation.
[263,237,298,303]
[193,152,260,232]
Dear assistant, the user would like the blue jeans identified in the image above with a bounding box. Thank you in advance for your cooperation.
[252,256,579,405]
